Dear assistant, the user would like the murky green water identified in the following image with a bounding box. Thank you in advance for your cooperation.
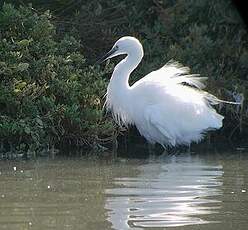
[0,150,247,230]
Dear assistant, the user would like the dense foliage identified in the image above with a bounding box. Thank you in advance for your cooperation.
[0,4,114,156]
[0,1,247,156]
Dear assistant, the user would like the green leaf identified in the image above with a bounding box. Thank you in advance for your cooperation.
[17,63,29,72]
[24,127,31,135]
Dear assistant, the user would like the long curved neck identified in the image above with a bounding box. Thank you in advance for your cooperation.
[110,52,143,89]
[106,48,143,125]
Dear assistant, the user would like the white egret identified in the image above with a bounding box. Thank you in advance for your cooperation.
[98,36,236,147]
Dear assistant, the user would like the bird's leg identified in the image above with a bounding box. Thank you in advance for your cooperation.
[207,134,211,146]
[160,147,179,158]
[161,148,168,156]
[187,144,191,153]
[148,143,156,154]
[160,145,173,157]
[112,135,118,158]
[164,145,182,156]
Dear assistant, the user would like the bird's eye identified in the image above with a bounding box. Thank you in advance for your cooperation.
[116,45,119,49]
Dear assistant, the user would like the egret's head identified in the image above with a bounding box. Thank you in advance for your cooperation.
[97,36,144,63]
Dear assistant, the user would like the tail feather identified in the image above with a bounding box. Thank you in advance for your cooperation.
[153,60,241,105]
[204,92,241,105]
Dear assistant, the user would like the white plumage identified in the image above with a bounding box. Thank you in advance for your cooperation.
[99,36,225,147]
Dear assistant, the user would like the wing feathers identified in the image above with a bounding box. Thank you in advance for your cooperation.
[154,60,207,89]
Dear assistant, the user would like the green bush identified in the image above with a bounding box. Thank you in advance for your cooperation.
[0,3,115,156]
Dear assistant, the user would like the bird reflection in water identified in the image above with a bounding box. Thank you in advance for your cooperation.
[105,155,223,229]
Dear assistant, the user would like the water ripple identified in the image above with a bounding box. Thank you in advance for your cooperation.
[105,156,223,229]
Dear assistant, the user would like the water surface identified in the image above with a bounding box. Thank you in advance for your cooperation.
[0,151,247,229]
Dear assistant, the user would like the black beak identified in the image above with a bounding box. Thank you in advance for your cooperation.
[96,46,118,64]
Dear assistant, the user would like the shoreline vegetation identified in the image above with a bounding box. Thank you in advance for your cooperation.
[0,1,247,157]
